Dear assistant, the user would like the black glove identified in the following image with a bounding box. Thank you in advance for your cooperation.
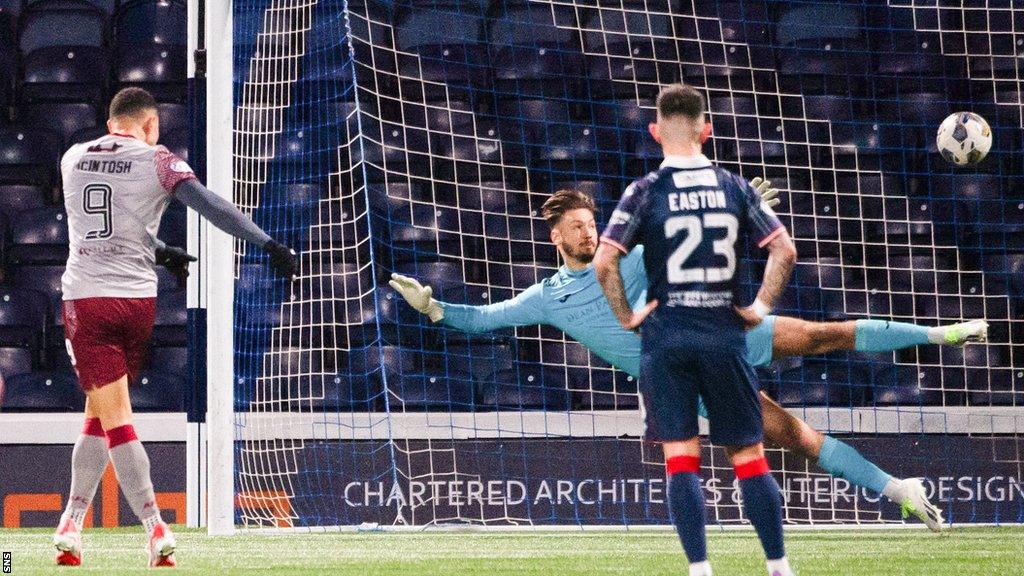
[155,245,198,288]
[264,239,298,280]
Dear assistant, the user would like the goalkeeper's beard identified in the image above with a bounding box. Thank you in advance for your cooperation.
[562,242,596,265]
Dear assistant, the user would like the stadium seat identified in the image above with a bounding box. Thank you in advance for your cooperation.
[19,102,99,150]
[0,287,48,351]
[157,102,187,133]
[6,207,69,264]
[114,45,187,101]
[130,370,183,411]
[21,46,108,103]
[0,184,47,218]
[115,0,185,46]
[152,289,186,346]
[777,360,870,407]
[777,39,871,94]
[581,2,676,97]
[775,2,863,46]
[318,346,384,410]
[148,344,186,376]
[0,371,83,411]
[0,346,33,379]
[7,264,66,324]
[434,116,507,183]
[480,360,571,411]
[872,31,965,93]
[385,346,477,411]
[19,0,106,54]
[489,2,585,97]
[394,4,488,93]
[25,0,114,14]
[0,127,61,186]
[871,364,943,405]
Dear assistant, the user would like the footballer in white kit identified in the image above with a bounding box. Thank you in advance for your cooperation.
[52,87,298,568]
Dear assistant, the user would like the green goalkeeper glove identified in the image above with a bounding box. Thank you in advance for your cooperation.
[750,177,780,208]
[389,273,444,322]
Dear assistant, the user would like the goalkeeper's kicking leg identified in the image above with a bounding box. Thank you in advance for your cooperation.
[758,392,944,531]
[769,316,988,359]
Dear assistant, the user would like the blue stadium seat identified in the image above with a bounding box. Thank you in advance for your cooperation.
[395,5,487,92]
[68,125,108,146]
[152,289,186,346]
[114,0,185,46]
[872,31,965,93]
[130,370,182,411]
[777,39,870,94]
[115,45,187,101]
[435,117,507,183]
[581,2,676,97]
[443,342,515,388]
[695,1,770,44]
[480,361,571,411]
[386,346,477,410]
[157,102,187,133]
[7,264,65,323]
[0,371,83,411]
[489,3,584,97]
[19,0,106,54]
[160,127,188,160]
[981,252,1024,298]
[777,359,870,407]
[19,102,99,150]
[0,287,48,351]
[0,184,47,219]
[319,347,384,410]
[25,0,114,14]
[776,2,863,45]
[878,92,950,128]
[871,364,943,405]
[0,346,33,379]
[7,207,69,265]
[21,46,107,103]
[0,127,61,186]
[148,344,186,376]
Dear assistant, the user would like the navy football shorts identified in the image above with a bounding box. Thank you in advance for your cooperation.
[640,345,764,447]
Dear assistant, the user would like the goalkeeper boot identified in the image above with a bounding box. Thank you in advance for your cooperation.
[147,521,177,567]
[895,478,944,532]
[938,320,988,346]
[53,515,83,566]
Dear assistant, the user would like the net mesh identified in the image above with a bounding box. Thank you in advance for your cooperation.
[229,0,1024,529]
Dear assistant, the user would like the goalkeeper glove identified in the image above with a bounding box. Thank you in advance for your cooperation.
[155,244,198,288]
[750,177,780,208]
[389,273,444,322]
[264,240,298,280]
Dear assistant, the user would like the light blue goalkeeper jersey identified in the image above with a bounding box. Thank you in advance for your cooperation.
[440,246,777,376]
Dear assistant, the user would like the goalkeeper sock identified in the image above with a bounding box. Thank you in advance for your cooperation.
[817,435,892,495]
[62,418,109,529]
[854,319,930,352]
[736,458,785,561]
[107,425,162,531]
[667,455,708,564]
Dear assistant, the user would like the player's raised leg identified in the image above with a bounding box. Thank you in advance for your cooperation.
[758,392,944,531]
[770,316,988,359]
[53,400,109,566]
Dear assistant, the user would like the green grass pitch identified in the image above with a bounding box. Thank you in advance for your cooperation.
[0,526,1021,575]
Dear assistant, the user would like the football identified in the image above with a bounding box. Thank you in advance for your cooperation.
[936,111,992,166]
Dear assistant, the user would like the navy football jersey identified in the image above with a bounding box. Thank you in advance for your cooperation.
[600,154,784,346]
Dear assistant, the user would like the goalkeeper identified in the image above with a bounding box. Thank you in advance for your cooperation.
[391,182,987,532]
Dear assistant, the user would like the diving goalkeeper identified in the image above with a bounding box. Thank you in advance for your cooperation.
[391,184,987,532]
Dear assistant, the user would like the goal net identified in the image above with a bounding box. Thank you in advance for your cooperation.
[214,0,1024,530]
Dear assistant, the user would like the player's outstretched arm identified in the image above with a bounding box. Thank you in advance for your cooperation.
[594,242,657,331]
[738,229,797,328]
[389,272,547,333]
[173,179,298,280]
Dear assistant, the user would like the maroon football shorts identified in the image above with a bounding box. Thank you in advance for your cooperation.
[62,297,157,391]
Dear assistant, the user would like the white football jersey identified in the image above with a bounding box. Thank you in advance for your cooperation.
[60,133,196,300]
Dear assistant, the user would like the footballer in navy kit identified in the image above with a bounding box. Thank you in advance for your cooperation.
[595,84,797,576]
